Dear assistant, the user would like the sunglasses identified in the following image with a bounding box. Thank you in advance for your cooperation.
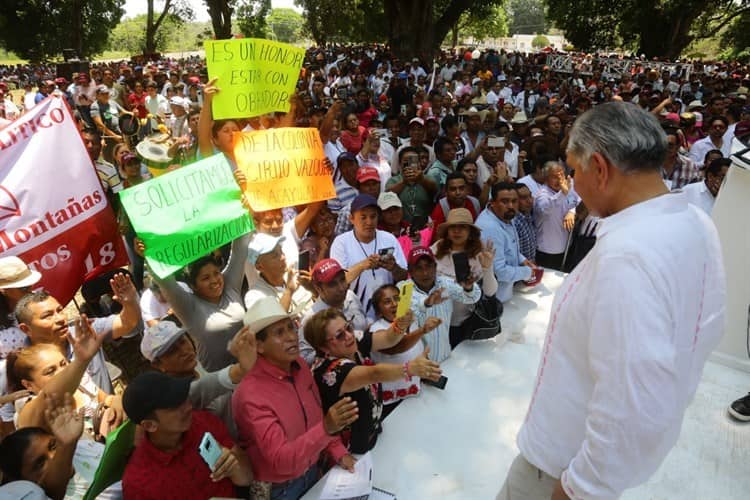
[328,322,354,343]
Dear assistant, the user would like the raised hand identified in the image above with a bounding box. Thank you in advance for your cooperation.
[233,169,247,191]
[324,396,359,435]
[44,392,83,446]
[407,346,442,381]
[424,288,447,307]
[203,77,220,99]
[394,310,414,332]
[478,241,496,270]
[228,326,257,374]
[110,273,138,307]
[70,314,106,363]
[422,316,442,333]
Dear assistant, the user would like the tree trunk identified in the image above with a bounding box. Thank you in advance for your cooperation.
[451,23,458,48]
[205,0,234,39]
[384,0,435,60]
[384,0,480,59]
[636,11,693,59]
[70,0,83,58]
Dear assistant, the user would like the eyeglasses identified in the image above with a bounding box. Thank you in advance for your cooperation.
[327,322,354,343]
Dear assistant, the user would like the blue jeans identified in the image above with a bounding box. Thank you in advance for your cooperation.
[270,465,319,500]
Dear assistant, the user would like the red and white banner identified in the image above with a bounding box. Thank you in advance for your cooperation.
[0,96,128,304]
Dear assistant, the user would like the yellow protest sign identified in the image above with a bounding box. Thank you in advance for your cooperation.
[234,127,336,212]
[204,38,305,119]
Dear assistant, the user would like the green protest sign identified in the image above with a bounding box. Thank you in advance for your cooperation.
[119,154,254,278]
[204,38,305,119]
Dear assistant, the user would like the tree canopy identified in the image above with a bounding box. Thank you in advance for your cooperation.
[266,8,306,43]
[546,0,750,58]
[0,0,124,61]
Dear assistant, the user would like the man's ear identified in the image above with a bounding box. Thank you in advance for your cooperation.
[141,419,158,433]
[18,323,30,335]
[589,152,610,191]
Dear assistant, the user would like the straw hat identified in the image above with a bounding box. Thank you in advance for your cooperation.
[437,208,480,239]
[244,296,293,334]
[0,256,42,289]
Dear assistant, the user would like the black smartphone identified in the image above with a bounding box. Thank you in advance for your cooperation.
[422,375,448,390]
[378,247,394,257]
[298,250,311,271]
[336,87,347,99]
[452,252,471,284]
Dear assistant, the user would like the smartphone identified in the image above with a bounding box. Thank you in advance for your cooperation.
[422,375,448,390]
[452,252,471,284]
[336,87,347,99]
[487,136,505,149]
[378,247,395,257]
[198,432,222,470]
[400,104,407,116]
[298,250,311,272]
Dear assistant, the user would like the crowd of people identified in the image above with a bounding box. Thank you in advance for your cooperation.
[0,43,744,499]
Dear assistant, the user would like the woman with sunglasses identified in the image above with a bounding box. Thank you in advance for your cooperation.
[303,308,442,453]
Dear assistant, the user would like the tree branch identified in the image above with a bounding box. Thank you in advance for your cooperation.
[153,0,174,32]
[701,6,750,37]
[434,0,482,49]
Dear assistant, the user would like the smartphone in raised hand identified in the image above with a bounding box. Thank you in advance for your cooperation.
[452,252,471,284]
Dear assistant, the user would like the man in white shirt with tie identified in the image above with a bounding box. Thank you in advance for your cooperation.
[498,102,726,500]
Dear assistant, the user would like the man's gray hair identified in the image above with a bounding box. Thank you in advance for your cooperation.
[567,102,667,173]
[542,161,563,178]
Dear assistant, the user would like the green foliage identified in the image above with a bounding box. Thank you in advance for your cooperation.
[532,34,550,48]
[508,0,546,35]
[237,0,272,38]
[546,0,750,58]
[0,0,124,61]
[109,16,210,54]
[295,0,386,45]
[719,11,750,61]
[456,3,509,43]
[266,8,306,43]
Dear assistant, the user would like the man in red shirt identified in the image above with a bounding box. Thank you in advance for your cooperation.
[122,372,252,499]
[233,297,358,499]
[430,171,480,243]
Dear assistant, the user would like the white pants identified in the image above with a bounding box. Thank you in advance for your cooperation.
[497,454,558,500]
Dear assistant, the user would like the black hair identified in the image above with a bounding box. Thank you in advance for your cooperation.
[184,255,223,287]
[727,104,743,122]
[0,427,50,482]
[490,181,518,200]
[15,290,51,325]
[371,284,399,317]
[445,171,467,185]
[434,136,454,155]
[706,157,731,176]
[397,146,419,163]
[456,158,477,173]
[708,115,729,127]
[211,119,239,138]
[441,115,458,132]
[703,149,723,164]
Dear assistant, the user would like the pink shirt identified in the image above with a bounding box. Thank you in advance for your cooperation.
[232,356,348,483]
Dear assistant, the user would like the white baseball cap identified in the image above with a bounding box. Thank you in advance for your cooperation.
[377,192,402,210]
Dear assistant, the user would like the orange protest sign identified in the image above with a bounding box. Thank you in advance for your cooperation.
[234,127,335,212]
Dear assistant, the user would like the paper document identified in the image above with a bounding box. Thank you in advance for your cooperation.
[319,452,373,500]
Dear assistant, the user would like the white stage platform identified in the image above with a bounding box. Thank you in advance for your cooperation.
[304,271,750,500]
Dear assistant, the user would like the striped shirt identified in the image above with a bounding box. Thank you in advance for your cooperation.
[405,276,481,362]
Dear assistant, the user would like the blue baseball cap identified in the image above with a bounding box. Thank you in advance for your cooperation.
[350,194,379,213]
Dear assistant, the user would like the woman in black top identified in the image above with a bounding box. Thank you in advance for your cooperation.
[304,308,441,453]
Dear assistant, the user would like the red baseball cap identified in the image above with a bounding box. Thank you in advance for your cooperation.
[356,166,380,184]
[407,246,435,267]
[312,258,345,283]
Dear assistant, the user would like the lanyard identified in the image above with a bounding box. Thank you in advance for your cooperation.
[354,233,377,278]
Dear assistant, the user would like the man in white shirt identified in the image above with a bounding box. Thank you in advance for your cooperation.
[533,162,579,271]
[330,194,408,320]
[679,157,730,215]
[499,102,726,500]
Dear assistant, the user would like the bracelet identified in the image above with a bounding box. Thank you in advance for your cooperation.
[391,320,405,335]
[403,361,411,381]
